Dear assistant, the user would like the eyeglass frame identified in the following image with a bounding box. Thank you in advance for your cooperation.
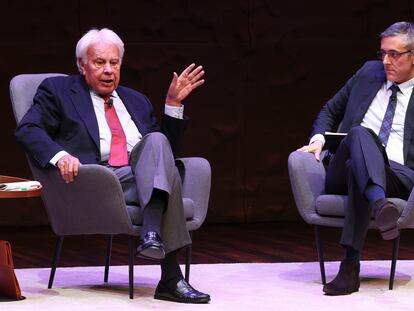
[377,49,413,60]
[90,58,121,70]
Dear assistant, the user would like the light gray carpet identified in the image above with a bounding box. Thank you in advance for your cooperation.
[1,261,413,310]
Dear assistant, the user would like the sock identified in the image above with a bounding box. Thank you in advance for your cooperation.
[160,251,184,287]
[141,189,167,238]
[364,183,385,203]
[344,245,360,263]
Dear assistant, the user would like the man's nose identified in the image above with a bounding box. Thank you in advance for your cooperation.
[383,54,391,65]
[103,63,113,73]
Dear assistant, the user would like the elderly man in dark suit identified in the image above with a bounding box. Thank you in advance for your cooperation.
[15,28,210,303]
[298,21,414,295]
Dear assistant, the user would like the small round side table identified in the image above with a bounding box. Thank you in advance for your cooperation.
[0,175,42,199]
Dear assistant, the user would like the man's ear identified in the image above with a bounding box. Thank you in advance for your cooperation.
[78,59,86,75]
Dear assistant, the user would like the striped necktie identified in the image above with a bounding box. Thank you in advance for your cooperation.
[378,84,399,146]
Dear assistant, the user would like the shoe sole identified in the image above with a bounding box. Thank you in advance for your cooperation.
[323,281,360,296]
[154,293,210,304]
[323,288,359,296]
[137,246,165,260]
[376,204,399,240]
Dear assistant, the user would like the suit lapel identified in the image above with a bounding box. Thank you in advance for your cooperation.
[70,78,100,150]
[404,89,414,161]
[116,88,148,135]
[352,68,386,126]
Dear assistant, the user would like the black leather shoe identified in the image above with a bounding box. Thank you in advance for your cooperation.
[154,279,210,303]
[137,232,165,260]
[373,198,400,240]
[323,260,360,295]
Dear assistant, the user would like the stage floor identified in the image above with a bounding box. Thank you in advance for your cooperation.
[2,261,413,310]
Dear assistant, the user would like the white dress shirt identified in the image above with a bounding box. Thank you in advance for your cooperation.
[50,90,184,165]
[360,78,414,164]
[310,76,414,165]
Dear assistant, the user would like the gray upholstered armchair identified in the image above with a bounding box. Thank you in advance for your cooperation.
[10,73,211,299]
[288,150,414,289]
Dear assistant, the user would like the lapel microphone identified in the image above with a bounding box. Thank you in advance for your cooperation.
[107,98,114,108]
[99,93,114,108]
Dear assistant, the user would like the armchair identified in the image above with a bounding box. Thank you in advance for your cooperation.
[9,73,211,299]
[288,150,414,289]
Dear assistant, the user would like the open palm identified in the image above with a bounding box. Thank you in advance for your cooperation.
[166,63,205,106]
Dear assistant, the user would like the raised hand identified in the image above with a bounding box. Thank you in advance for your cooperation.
[166,63,205,106]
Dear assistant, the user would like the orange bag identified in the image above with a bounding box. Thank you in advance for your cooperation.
[0,240,23,300]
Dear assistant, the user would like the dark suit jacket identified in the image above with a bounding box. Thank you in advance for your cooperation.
[15,75,188,168]
[311,60,414,173]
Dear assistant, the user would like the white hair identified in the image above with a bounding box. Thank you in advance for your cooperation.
[75,28,125,73]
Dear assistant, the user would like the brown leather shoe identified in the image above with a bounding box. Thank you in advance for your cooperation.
[323,260,360,295]
[373,198,400,240]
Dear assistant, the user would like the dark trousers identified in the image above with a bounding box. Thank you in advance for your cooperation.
[325,126,414,251]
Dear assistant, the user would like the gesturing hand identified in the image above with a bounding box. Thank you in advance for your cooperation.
[166,63,205,106]
[57,154,81,183]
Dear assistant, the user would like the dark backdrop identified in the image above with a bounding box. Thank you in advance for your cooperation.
[1,0,413,226]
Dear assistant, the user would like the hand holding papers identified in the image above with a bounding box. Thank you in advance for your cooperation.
[324,132,347,154]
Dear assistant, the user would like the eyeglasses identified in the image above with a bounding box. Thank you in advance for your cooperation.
[377,49,412,60]
[91,59,121,70]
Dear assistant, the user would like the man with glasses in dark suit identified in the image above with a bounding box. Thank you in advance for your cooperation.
[298,21,414,295]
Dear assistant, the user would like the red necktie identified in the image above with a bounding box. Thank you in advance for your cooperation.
[102,95,129,166]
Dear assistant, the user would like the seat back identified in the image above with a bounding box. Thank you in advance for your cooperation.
[10,74,140,236]
[10,73,67,123]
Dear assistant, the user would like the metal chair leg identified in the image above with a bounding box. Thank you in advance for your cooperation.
[48,236,64,289]
[389,233,400,290]
[104,235,113,283]
[128,236,135,299]
[314,226,326,285]
[185,231,193,282]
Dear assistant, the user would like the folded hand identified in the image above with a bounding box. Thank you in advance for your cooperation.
[57,154,81,183]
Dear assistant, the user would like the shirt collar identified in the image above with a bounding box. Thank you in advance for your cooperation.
[91,90,119,103]
[387,76,414,96]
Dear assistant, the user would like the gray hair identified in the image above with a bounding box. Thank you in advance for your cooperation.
[380,21,414,50]
[75,28,125,73]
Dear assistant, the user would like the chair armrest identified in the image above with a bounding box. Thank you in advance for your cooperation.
[176,157,211,231]
[30,163,138,236]
[288,151,326,223]
[398,187,414,228]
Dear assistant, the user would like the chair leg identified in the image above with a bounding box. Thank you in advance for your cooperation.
[104,235,113,283]
[185,231,193,282]
[314,226,326,285]
[389,233,400,290]
[48,235,64,289]
[128,236,135,299]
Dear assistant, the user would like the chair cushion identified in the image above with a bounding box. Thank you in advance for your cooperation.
[126,197,195,225]
[315,194,406,217]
